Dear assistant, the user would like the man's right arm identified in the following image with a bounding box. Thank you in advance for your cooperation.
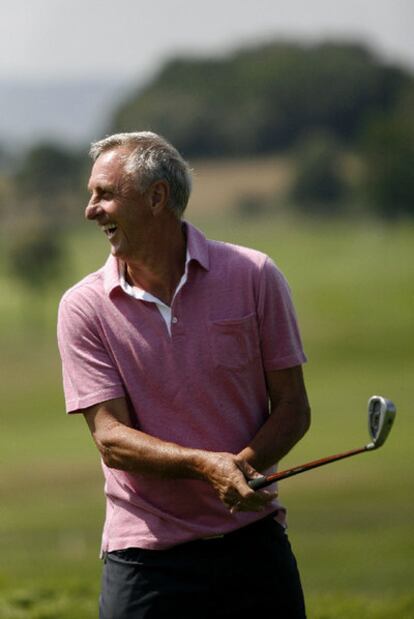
[83,397,275,513]
[58,295,274,512]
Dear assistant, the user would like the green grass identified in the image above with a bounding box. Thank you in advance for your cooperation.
[1,213,413,617]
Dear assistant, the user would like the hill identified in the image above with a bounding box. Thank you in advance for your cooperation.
[110,40,412,157]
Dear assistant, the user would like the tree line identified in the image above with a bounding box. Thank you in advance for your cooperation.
[111,40,414,220]
[113,41,409,157]
[0,39,413,299]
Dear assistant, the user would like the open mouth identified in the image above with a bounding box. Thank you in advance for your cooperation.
[102,223,118,239]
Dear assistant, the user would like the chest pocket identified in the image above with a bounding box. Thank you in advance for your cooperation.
[209,313,261,370]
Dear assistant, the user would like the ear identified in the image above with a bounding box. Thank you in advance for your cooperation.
[149,180,170,216]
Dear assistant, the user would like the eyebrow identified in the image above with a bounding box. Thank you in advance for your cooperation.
[88,182,116,194]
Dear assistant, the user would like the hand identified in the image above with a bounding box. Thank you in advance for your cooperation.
[196,451,277,513]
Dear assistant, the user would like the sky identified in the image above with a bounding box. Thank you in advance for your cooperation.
[0,0,412,148]
[1,0,414,82]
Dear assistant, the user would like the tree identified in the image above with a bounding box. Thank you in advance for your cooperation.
[16,142,83,196]
[360,88,414,219]
[290,134,348,215]
[110,41,411,158]
[14,141,87,225]
[9,221,67,293]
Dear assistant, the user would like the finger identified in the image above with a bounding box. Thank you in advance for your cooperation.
[223,492,240,510]
[230,500,266,513]
[233,489,278,512]
[229,501,241,514]
[235,459,262,480]
[228,466,258,501]
[228,486,276,512]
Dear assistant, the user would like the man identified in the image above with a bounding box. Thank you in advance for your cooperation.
[57,131,311,618]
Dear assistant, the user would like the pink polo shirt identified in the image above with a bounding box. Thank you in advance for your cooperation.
[57,222,307,552]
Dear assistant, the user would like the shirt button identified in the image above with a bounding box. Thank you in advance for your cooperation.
[172,317,178,324]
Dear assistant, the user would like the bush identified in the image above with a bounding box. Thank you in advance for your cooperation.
[8,221,67,292]
[290,134,348,215]
[360,109,414,219]
[110,41,411,157]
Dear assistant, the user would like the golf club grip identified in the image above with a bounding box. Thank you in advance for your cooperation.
[247,445,370,491]
[248,477,268,491]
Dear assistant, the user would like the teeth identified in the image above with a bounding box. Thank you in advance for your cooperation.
[101,223,118,238]
[102,223,117,232]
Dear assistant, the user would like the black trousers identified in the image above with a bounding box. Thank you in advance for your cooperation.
[99,516,306,619]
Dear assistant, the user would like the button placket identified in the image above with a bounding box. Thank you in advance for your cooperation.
[170,297,184,336]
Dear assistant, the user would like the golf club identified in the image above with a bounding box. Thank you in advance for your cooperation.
[248,395,396,491]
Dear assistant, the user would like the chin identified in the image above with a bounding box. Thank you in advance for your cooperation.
[110,244,122,258]
[110,244,129,262]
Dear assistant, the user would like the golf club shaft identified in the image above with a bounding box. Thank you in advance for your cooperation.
[248,444,372,491]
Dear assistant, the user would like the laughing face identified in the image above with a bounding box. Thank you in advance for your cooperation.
[85,148,154,262]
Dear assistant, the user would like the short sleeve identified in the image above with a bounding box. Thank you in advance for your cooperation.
[57,295,125,413]
[257,257,307,371]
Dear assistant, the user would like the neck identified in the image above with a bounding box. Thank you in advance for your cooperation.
[126,220,186,306]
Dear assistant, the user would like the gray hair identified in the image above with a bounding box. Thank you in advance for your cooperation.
[89,131,192,218]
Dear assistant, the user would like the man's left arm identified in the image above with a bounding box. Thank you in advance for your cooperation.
[238,365,311,473]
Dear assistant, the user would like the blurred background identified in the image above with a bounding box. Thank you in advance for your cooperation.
[1,1,413,617]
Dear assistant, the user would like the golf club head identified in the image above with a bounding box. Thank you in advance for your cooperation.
[367,395,396,448]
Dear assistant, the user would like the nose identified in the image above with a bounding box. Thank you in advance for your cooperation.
[85,197,102,221]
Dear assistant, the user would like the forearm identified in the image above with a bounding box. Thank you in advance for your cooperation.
[95,420,276,512]
[238,399,311,472]
[96,422,206,479]
[85,396,281,512]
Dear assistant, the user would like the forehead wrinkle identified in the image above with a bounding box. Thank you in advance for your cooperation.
[88,146,140,201]
[89,159,125,194]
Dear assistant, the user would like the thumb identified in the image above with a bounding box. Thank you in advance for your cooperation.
[236,459,278,497]
[235,459,262,480]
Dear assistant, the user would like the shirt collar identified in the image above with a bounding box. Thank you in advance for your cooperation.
[103,220,210,296]
[119,249,191,304]
[183,221,210,272]
[103,253,121,295]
